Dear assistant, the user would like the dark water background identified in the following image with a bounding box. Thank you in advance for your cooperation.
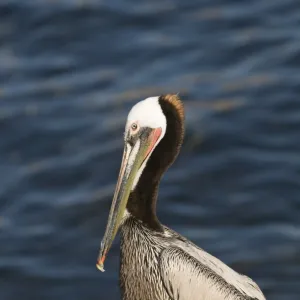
[1,0,300,299]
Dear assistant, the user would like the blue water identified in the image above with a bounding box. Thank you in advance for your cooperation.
[0,1,300,299]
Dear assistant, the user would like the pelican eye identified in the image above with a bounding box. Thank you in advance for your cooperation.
[131,123,138,132]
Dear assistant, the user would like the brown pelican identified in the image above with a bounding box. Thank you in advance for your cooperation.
[97,94,266,300]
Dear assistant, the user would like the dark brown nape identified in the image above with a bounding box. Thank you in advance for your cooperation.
[127,94,185,231]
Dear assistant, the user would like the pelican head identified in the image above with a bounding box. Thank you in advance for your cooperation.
[97,94,184,271]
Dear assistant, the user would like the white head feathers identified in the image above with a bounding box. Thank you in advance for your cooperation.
[126,96,167,135]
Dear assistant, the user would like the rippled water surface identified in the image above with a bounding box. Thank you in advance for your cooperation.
[0,1,300,299]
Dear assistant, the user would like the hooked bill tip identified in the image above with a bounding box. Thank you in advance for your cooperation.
[96,255,106,272]
[96,262,105,272]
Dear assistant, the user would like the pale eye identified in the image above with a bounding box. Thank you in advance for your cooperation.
[131,123,138,131]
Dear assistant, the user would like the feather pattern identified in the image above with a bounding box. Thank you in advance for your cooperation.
[120,217,265,300]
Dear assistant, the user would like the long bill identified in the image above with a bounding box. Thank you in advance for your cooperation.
[96,127,162,272]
